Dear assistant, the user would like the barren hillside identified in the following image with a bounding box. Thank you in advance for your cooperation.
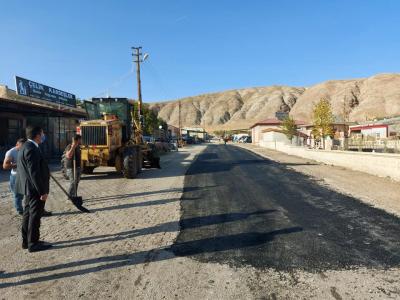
[149,73,400,130]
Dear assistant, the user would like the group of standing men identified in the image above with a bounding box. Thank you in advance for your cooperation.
[2,126,81,252]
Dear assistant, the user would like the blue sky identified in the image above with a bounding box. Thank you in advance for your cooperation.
[1,0,400,102]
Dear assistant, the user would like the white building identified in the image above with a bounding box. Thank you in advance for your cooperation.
[182,127,207,139]
[250,118,305,146]
[349,124,388,139]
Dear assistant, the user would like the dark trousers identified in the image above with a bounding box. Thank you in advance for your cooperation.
[22,194,45,248]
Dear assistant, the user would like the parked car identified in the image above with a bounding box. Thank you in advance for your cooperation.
[238,135,251,143]
[184,136,194,144]
[143,136,155,143]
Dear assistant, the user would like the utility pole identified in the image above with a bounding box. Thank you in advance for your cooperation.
[342,95,349,124]
[178,101,182,144]
[132,46,143,130]
[202,112,206,141]
[342,91,350,150]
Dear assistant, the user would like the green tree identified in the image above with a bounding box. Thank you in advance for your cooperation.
[157,118,167,131]
[132,102,167,135]
[281,116,297,143]
[312,98,334,149]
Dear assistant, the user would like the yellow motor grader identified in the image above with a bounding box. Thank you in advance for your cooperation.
[62,97,158,179]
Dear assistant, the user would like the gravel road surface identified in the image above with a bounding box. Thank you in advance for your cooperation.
[0,144,399,299]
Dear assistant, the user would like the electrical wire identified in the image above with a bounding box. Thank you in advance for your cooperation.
[90,66,134,99]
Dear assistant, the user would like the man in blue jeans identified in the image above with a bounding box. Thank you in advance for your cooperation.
[3,138,26,215]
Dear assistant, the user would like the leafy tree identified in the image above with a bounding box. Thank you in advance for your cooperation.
[132,102,167,135]
[157,119,168,131]
[281,116,297,143]
[312,98,334,149]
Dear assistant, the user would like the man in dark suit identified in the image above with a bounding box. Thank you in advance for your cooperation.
[16,126,52,252]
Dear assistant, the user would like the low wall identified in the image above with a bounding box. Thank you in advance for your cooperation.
[259,141,400,181]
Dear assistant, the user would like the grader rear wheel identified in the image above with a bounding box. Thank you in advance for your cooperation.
[136,149,143,173]
[121,146,141,179]
[123,154,137,178]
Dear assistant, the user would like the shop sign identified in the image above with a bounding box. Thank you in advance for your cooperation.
[15,76,76,107]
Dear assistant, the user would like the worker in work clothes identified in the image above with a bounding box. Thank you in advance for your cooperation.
[3,138,26,215]
[65,135,82,197]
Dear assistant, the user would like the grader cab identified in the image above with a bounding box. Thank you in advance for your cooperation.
[71,97,157,178]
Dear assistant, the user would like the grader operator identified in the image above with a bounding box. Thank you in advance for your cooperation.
[63,97,158,179]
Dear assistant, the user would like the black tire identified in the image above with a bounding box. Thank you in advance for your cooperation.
[122,146,140,179]
[123,154,137,178]
[82,166,95,174]
[136,150,143,173]
[151,157,160,169]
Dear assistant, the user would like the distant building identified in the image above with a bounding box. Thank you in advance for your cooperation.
[349,116,400,138]
[298,122,354,139]
[250,118,305,145]
[297,122,355,149]
[182,127,207,140]
[349,124,388,138]
[167,124,180,139]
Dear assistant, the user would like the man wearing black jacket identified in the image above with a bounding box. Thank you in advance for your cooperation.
[16,126,52,252]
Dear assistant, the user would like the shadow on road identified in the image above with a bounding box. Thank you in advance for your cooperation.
[81,171,122,180]
[0,210,296,289]
[178,144,400,271]
[49,210,277,249]
[52,186,211,216]
[83,186,212,204]
[51,197,187,216]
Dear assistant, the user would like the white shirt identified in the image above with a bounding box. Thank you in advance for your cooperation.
[5,147,18,175]
[28,139,39,148]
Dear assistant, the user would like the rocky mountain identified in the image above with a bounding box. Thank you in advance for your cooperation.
[149,73,400,130]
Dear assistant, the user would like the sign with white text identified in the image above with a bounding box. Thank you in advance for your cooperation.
[15,76,76,107]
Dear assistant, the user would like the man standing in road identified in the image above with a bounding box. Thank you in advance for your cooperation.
[65,134,82,198]
[2,138,26,215]
[16,126,52,252]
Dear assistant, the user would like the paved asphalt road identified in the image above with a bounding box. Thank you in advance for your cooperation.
[172,144,400,272]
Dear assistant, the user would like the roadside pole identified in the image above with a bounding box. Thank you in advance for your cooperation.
[132,46,144,131]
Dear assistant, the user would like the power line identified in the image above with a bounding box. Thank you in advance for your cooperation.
[91,67,134,99]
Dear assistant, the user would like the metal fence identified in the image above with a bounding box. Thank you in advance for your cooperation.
[347,138,400,153]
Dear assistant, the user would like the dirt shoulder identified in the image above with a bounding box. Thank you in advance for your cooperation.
[235,143,400,217]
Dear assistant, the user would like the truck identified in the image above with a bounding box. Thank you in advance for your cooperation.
[62,97,158,179]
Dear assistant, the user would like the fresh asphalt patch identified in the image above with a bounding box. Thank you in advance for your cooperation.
[172,144,400,272]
